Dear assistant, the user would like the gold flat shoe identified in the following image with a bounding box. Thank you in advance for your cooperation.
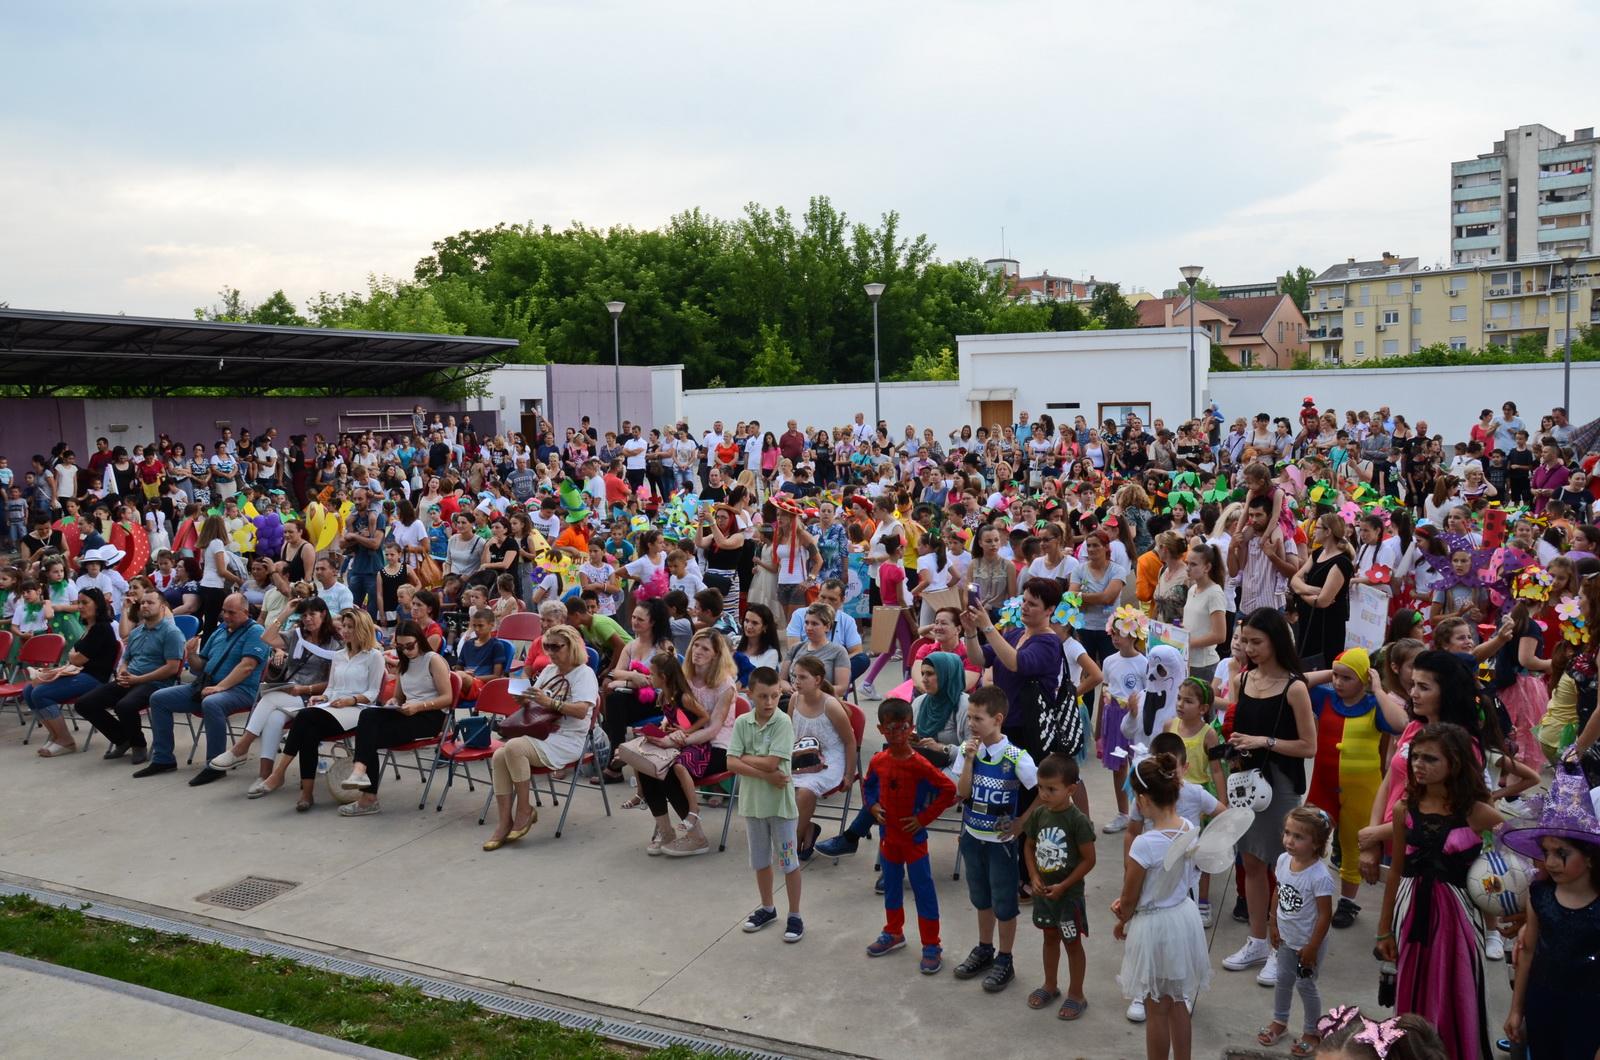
[482,836,507,851]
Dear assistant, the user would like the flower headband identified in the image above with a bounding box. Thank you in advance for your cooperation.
[1317,1006,1409,1057]
[1107,604,1149,642]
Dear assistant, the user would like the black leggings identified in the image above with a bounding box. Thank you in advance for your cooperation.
[636,747,727,818]
[282,707,349,781]
[352,708,446,795]
[198,585,227,638]
[602,689,659,759]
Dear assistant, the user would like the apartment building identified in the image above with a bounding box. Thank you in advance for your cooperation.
[1306,252,1599,364]
[1451,124,1597,266]
[1137,293,1308,367]
[982,258,1103,304]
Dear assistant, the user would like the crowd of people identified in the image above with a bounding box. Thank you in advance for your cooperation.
[6,393,1600,1060]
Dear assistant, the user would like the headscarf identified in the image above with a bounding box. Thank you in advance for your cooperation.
[915,651,966,740]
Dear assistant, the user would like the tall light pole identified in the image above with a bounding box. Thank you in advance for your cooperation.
[864,282,886,429]
[606,300,625,436]
[1179,265,1203,420]
[1560,250,1579,414]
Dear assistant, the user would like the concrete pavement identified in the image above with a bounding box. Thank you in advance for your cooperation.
[0,687,1512,1059]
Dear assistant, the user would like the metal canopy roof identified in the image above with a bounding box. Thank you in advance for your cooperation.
[0,308,518,391]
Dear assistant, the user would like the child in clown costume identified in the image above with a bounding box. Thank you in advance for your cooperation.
[1301,647,1410,929]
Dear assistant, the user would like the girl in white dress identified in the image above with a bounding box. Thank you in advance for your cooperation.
[788,655,858,861]
[1113,751,1212,1060]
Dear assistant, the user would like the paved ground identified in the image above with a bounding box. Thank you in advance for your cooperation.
[0,951,403,1058]
[0,679,1513,1060]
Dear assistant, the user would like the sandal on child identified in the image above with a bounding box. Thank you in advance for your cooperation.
[1026,987,1060,1010]
[1057,997,1088,1021]
[621,795,644,810]
[1257,1023,1289,1047]
[1290,1035,1321,1058]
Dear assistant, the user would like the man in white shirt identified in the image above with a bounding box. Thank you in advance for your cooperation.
[621,426,649,494]
[313,557,354,613]
[850,412,874,446]
[253,441,279,489]
[743,419,764,475]
[699,420,726,489]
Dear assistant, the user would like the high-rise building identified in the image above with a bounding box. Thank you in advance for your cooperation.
[1451,124,1597,266]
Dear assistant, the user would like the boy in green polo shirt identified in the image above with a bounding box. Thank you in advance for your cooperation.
[728,667,803,942]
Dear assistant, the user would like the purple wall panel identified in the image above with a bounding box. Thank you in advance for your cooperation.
[0,399,87,471]
[545,364,653,437]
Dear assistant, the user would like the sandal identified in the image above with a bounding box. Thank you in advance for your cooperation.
[1257,1022,1289,1047]
[621,795,645,810]
[295,798,314,813]
[1057,997,1088,1021]
[1291,1035,1321,1058]
[1026,986,1061,1010]
[37,742,78,757]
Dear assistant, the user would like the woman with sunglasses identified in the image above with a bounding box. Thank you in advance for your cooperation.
[335,619,454,816]
[484,624,599,850]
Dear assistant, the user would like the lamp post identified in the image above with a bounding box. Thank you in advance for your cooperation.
[864,282,886,429]
[606,300,625,436]
[1560,250,1579,414]
[1179,265,1203,420]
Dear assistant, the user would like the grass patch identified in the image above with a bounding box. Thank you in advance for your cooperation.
[0,895,723,1059]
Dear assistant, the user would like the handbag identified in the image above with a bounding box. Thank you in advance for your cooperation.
[321,743,363,805]
[415,555,444,588]
[454,715,492,749]
[615,735,679,780]
[499,673,570,740]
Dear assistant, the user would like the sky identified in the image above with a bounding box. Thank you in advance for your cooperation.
[3,0,1596,318]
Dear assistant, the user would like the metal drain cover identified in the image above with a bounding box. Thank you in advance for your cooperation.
[196,876,299,910]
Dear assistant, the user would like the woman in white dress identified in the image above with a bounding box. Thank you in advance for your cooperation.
[788,655,858,862]
[256,608,386,811]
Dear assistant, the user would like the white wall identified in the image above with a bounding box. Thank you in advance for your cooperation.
[650,365,684,429]
[475,364,548,426]
[681,380,963,436]
[1210,361,1598,435]
[83,398,155,451]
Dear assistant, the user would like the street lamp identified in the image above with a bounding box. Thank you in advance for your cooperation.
[864,282,886,428]
[606,300,625,436]
[1560,250,1579,414]
[1179,265,1203,420]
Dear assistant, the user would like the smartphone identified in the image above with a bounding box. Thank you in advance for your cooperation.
[967,583,981,607]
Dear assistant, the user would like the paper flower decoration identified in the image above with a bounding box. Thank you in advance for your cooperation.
[1170,471,1201,491]
[1053,592,1084,630]
[1556,594,1588,645]
[1107,604,1149,642]
[1512,566,1554,603]
[1337,501,1362,526]
[1306,479,1336,505]
[1365,565,1392,585]
[1556,595,1582,623]
[1165,490,1197,514]
[995,595,1024,629]
[629,514,651,533]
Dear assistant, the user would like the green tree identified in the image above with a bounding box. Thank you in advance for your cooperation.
[1277,265,1315,311]
[892,345,958,381]
[1089,282,1139,329]
[745,324,801,387]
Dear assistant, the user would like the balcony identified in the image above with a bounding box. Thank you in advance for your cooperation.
[1454,234,1503,251]
[1486,284,1547,298]
[1539,225,1592,243]
[1453,183,1502,201]
[1540,145,1595,165]
[1539,198,1591,218]
[1539,171,1593,191]
[1453,208,1502,225]
[1453,157,1503,176]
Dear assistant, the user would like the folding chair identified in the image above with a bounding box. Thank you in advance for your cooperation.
[425,676,517,814]
[65,641,124,751]
[496,612,542,675]
[0,634,67,727]
[803,701,869,839]
[0,631,15,681]
[172,614,200,640]
[379,673,460,788]
[508,707,613,836]
[692,696,750,852]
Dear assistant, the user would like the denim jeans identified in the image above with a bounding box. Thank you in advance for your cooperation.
[24,671,100,720]
[959,832,1021,921]
[147,684,256,766]
[347,572,378,618]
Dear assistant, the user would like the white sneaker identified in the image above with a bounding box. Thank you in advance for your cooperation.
[1126,998,1146,1022]
[859,681,879,700]
[1198,900,1215,927]
[1256,958,1279,986]
[1223,937,1271,971]
[1485,933,1505,961]
[1102,813,1130,834]
[209,749,247,770]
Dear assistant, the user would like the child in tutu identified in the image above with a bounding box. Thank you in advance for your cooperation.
[1112,751,1210,1060]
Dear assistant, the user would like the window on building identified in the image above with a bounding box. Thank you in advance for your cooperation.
[1382,310,1400,325]
[1412,281,1423,293]
[1360,285,1371,306]
[1556,294,1567,312]
[1491,271,1509,286]
[1276,322,1283,342]
[1411,308,1422,325]
[1555,329,1567,345]
[1383,339,1399,355]
[1240,349,1254,367]
[1354,311,1365,326]
[1411,339,1423,352]
[1387,281,1402,296]
[1492,303,1510,319]
[1450,276,1469,291]
[1449,336,1468,350]
[1354,340,1365,356]
[1450,305,1468,322]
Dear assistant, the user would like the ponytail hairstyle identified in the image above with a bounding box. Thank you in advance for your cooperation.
[1129,751,1183,808]
[1179,676,1215,720]
[794,654,837,698]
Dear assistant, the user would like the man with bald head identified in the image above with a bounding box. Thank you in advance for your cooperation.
[135,592,270,785]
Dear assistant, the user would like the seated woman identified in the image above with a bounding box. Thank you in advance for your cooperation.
[596,599,679,783]
[779,602,851,694]
[684,628,739,809]
[890,605,982,701]
[910,650,972,775]
[788,655,859,861]
[734,603,782,687]
[483,624,599,850]
[632,651,713,856]
[408,589,445,654]
[212,595,338,784]
[336,620,455,816]
[26,587,118,757]
[255,608,386,811]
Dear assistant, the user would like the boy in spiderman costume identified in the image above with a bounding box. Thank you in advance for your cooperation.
[861,697,959,974]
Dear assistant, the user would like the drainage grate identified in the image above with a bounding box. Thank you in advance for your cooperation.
[196,876,299,911]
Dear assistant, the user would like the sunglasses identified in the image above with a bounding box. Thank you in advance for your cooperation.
[541,640,564,651]
[395,640,419,651]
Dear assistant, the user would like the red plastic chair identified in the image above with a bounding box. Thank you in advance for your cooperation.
[692,696,750,852]
[496,612,543,675]
[425,676,518,814]
[378,673,462,796]
[1,634,68,726]
[507,704,613,836]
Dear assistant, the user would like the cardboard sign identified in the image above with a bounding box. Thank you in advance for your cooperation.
[1345,583,1388,654]
[1482,508,1507,549]
[869,607,912,654]
[1147,620,1190,657]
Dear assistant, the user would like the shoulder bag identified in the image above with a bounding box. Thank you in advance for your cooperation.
[498,673,569,740]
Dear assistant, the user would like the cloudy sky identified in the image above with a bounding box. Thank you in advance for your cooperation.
[3,0,1595,318]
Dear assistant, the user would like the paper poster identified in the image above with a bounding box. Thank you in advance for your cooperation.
[1345,583,1388,653]
[1147,620,1190,657]
[843,552,871,620]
